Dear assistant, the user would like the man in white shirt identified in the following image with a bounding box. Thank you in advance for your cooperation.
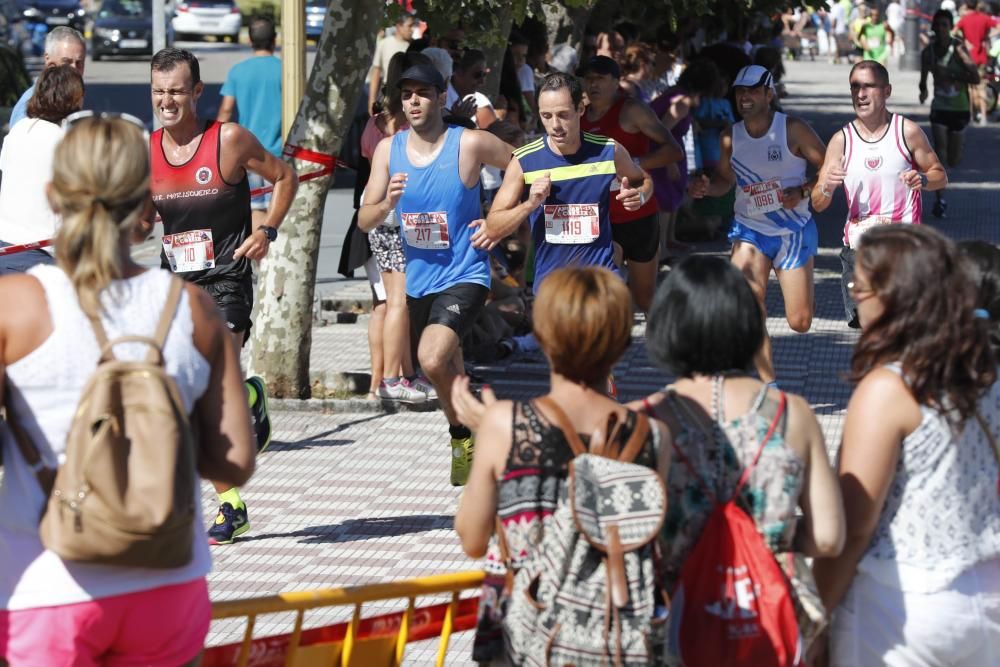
[368,13,416,115]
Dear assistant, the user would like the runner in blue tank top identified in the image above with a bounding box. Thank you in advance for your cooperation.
[689,65,828,385]
[475,72,652,292]
[359,63,513,487]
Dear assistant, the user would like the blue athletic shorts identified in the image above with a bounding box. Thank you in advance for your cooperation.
[728,219,817,271]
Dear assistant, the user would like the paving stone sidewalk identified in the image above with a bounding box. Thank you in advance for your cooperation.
[205,58,1000,663]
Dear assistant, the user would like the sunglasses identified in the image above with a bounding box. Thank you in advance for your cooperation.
[62,110,149,139]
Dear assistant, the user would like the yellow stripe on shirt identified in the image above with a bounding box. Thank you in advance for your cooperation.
[522,160,617,184]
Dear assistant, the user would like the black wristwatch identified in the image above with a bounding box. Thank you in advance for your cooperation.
[257,225,278,242]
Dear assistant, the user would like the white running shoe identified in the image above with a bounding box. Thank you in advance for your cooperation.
[377,378,427,403]
[409,375,438,400]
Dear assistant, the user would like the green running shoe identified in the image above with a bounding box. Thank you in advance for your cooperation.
[246,376,272,453]
[450,436,474,486]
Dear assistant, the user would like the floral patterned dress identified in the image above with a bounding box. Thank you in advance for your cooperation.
[659,382,826,646]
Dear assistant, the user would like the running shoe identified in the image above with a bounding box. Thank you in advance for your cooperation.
[450,436,474,486]
[207,502,250,545]
[410,374,438,400]
[932,198,947,219]
[377,378,428,403]
[246,376,272,453]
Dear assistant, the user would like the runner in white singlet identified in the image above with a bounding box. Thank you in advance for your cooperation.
[813,60,947,328]
[689,65,828,385]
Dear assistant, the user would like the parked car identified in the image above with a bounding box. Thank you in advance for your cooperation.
[171,0,240,42]
[0,0,31,59]
[17,0,86,35]
[0,42,30,150]
[92,0,174,60]
[305,0,324,41]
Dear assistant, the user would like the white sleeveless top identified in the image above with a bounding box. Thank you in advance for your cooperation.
[840,114,922,245]
[0,265,213,611]
[858,366,1000,593]
[731,111,812,236]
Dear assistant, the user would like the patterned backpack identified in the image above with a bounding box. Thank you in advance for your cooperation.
[500,397,667,666]
[667,391,802,666]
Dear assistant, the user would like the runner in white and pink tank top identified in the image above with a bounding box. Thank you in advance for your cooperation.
[841,113,922,247]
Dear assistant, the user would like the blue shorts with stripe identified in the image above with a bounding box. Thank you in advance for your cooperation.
[728,218,817,271]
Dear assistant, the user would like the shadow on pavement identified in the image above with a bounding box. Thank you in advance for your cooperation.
[237,514,455,544]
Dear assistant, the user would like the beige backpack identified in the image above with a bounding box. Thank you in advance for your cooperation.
[5,277,196,569]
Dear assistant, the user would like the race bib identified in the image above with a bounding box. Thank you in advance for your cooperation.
[847,215,893,249]
[162,229,215,273]
[544,204,600,245]
[401,211,450,249]
[742,178,784,217]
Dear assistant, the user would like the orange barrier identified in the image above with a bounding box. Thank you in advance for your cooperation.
[202,570,485,667]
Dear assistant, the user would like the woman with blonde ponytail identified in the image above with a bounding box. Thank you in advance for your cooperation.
[0,117,255,665]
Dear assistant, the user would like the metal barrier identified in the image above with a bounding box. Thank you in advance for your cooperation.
[202,570,485,667]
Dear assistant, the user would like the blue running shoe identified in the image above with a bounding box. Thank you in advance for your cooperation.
[207,502,250,545]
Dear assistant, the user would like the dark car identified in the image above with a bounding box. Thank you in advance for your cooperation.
[0,0,32,59]
[17,0,86,35]
[92,0,158,60]
[305,0,324,41]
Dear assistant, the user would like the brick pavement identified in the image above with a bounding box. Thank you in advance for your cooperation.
[206,58,1000,663]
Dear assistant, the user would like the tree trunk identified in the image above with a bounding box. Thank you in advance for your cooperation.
[542,1,593,51]
[248,0,382,399]
[481,13,514,104]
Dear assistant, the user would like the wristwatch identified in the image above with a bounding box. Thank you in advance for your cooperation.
[257,225,278,242]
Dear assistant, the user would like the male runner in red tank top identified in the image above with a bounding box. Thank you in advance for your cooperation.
[580,56,682,312]
[138,48,297,546]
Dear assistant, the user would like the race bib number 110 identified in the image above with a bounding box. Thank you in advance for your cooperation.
[162,229,216,273]
[402,211,450,249]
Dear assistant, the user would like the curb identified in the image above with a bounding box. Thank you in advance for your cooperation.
[270,397,442,414]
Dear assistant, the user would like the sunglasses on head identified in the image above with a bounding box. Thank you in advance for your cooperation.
[62,110,149,139]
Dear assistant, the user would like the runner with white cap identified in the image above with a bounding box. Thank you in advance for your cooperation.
[690,65,827,385]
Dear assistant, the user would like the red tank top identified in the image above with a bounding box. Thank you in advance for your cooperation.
[580,95,659,222]
[150,120,252,284]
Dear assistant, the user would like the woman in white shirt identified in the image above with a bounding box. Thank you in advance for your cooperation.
[0,64,83,274]
[0,117,255,665]
[814,225,1000,666]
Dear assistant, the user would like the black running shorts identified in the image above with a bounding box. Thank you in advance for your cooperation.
[407,282,489,340]
[611,213,660,263]
[200,275,254,341]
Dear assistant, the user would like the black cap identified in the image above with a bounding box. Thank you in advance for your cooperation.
[583,55,621,79]
[397,63,447,92]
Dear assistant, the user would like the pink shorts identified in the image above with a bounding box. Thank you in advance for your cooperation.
[0,578,210,666]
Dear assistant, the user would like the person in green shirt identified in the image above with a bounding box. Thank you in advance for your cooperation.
[859,5,895,64]
[919,9,980,217]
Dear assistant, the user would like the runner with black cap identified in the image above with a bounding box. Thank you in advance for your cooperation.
[359,62,514,487]
[689,64,827,385]
[579,55,683,312]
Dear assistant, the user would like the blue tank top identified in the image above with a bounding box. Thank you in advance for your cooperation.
[389,126,490,297]
[515,132,621,292]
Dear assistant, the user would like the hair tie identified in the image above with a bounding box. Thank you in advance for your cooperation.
[974,308,991,320]
[93,197,112,209]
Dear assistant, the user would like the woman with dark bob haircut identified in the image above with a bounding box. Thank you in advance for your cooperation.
[638,254,844,661]
[814,225,1000,666]
[449,266,670,663]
